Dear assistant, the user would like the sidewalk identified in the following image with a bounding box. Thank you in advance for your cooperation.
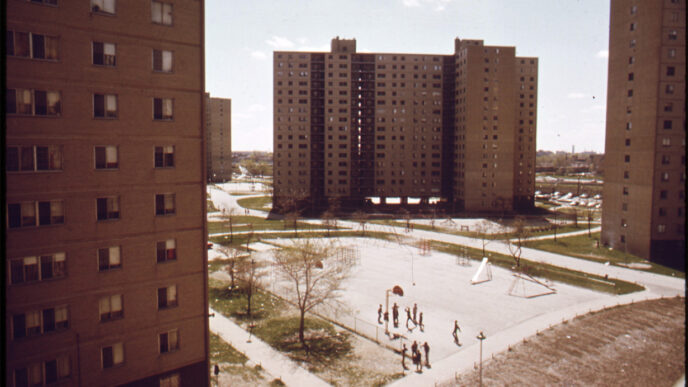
[209,307,331,387]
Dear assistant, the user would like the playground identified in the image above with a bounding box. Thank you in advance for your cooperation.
[257,236,612,363]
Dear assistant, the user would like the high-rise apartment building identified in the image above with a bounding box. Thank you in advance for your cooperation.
[6,1,209,386]
[273,37,537,213]
[205,94,232,182]
[601,0,685,269]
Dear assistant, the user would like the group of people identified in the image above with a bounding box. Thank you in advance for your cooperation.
[377,302,424,333]
[401,340,430,372]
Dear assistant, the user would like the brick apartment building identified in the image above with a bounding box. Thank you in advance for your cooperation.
[6,1,209,386]
[205,94,232,182]
[601,0,685,269]
[272,37,537,214]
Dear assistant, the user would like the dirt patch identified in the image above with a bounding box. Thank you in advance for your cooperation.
[315,325,404,387]
[445,297,685,386]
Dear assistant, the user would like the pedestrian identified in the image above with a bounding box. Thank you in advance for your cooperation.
[415,351,422,372]
[401,344,408,370]
[384,311,389,324]
[411,340,418,356]
[392,303,399,328]
[452,320,462,346]
[412,303,418,324]
[405,307,413,330]
[377,304,383,324]
[418,312,424,332]
[423,342,430,367]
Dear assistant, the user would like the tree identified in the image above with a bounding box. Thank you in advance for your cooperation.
[352,210,369,236]
[245,223,255,253]
[220,208,237,243]
[504,216,530,270]
[321,210,336,237]
[218,246,245,294]
[272,239,352,350]
[474,220,495,257]
[585,207,596,237]
[237,256,265,317]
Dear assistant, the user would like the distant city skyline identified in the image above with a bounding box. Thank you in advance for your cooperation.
[206,0,610,152]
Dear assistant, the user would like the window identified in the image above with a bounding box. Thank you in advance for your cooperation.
[663,120,673,129]
[91,0,115,14]
[627,89,633,97]
[629,23,636,31]
[6,31,59,60]
[665,84,675,94]
[624,155,630,162]
[95,146,118,169]
[624,171,630,179]
[160,373,181,387]
[7,200,63,228]
[101,342,124,369]
[98,246,121,271]
[93,42,116,66]
[659,208,667,216]
[666,66,675,76]
[99,294,123,321]
[628,73,634,81]
[155,146,175,168]
[155,194,175,215]
[660,190,668,199]
[662,137,671,146]
[151,1,173,25]
[153,98,173,120]
[10,253,66,285]
[625,139,631,146]
[6,88,61,116]
[93,93,117,118]
[668,30,677,40]
[661,172,669,181]
[152,49,173,72]
[96,197,120,221]
[12,306,69,339]
[159,329,179,353]
[6,145,63,172]
[662,155,671,165]
[157,285,177,309]
[623,187,629,195]
[657,224,666,233]
[157,239,176,263]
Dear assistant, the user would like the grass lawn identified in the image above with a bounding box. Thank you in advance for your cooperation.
[370,219,586,239]
[210,230,393,251]
[238,196,272,211]
[210,332,248,365]
[524,232,685,278]
[209,278,285,322]
[430,241,645,295]
[208,215,330,235]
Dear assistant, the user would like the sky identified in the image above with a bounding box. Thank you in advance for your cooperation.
[206,0,611,153]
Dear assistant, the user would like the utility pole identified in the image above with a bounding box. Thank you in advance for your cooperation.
[477,331,486,387]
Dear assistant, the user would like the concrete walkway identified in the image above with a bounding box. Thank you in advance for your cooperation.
[209,306,331,387]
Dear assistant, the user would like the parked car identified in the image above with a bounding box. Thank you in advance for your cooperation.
[207,242,214,249]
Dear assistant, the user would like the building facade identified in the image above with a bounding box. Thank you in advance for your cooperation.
[205,94,232,182]
[601,0,685,269]
[6,1,209,386]
[273,37,537,213]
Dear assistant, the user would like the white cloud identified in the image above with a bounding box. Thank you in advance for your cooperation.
[567,92,586,99]
[596,50,608,58]
[265,36,294,49]
[250,50,267,60]
[402,0,451,11]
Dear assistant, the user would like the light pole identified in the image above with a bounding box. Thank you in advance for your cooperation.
[385,288,391,335]
[477,331,486,387]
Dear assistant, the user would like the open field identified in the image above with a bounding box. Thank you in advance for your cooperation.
[447,297,685,386]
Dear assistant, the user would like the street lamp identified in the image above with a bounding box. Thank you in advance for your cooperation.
[477,331,486,387]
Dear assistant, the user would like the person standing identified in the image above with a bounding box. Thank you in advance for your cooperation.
[377,304,383,324]
[401,343,408,370]
[423,342,430,367]
[392,303,399,328]
[452,320,462,345]
[412,303,418,324]
[418,312,424,332]
[411,340,418,356]
[415,350,423,372]
[405,307,414,330]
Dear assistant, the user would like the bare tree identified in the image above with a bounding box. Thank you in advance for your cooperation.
[237,256,266,317]
[272,239,352,351]
[351,210,369,236]
[504,216,530,270]
[245,223,255,253]
[221,208,237,243]
[321,210,336,237]
[585,207,595,237]
[474,220,495,257]
[218,246,245,294]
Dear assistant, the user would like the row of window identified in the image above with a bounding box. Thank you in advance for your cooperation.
[7,30,174,74]
[6,145,175,172]
[9,239,176,285]
[7,194,176,228]
[10,338,179,386]
[11,286,177,341]
[6,89,175,120]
